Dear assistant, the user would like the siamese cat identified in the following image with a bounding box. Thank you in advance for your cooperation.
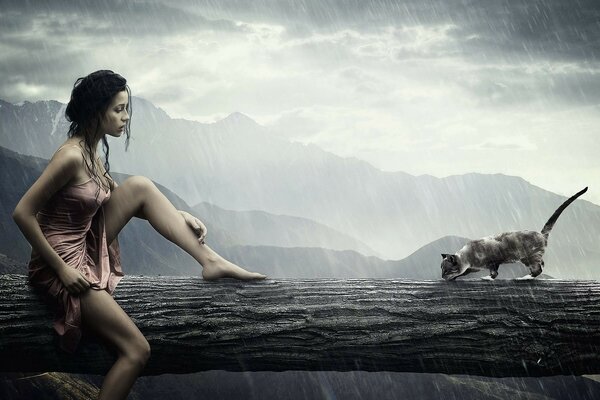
[441,187,588,280]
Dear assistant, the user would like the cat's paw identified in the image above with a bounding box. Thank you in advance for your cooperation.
[515,274,534,280]
[480,276,495,281]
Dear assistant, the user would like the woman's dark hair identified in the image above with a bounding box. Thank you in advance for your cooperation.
[65,70,132,196]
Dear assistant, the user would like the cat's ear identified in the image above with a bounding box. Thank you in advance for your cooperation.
[442,254,457,264]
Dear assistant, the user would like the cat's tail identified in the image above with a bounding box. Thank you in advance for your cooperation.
[541,187,588,240]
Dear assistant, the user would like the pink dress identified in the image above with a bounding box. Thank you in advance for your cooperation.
[28,149,124,353]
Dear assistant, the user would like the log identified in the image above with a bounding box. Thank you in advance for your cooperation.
[1,274,599,377]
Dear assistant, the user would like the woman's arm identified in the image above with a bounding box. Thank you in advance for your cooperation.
[178,210,207,244]
[12,147,91,294]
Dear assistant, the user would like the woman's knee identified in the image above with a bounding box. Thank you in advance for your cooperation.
[123,336,151,368]
[124,175,156,194]
[79,289,150,366]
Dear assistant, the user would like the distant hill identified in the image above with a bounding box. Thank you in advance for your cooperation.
[0,253,25,274]
[192,202,378,256]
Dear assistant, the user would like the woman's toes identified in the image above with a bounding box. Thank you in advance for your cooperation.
[202,260,266,281]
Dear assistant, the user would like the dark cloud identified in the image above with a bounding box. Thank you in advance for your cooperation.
[0,0,243,38]
[2,0,597,61]
[171,0,600,62]
[454,62,600,108]
[0,0,246,102]
[0,0,600,60]
[1,0,598,107]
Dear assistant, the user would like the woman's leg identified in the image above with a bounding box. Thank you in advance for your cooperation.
[79,288,151,400]
[104,176,265,280]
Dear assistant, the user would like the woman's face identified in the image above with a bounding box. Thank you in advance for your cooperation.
[101,90,129,137]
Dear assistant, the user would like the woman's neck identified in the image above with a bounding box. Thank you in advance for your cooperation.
[72,134,102,158]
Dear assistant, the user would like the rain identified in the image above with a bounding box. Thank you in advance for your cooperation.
[1,0,599,398]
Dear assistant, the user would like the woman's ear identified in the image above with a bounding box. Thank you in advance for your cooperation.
[93,111,108,133]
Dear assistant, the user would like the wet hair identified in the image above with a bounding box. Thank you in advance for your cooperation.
[65,70,132,196]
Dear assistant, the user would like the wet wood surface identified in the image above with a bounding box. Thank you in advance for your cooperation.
[1,274,599,376]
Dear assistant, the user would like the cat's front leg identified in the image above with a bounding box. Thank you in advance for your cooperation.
[515,274,535,280]
[480,264,499,280]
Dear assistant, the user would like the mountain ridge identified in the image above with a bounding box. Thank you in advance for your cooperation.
[1,97,598,269]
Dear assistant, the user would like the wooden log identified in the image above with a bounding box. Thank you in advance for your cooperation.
[1,274,600,377]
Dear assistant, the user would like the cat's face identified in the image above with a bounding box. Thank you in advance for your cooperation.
[441,254,464,280]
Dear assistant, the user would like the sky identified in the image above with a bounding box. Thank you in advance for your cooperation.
[1,0,599,204]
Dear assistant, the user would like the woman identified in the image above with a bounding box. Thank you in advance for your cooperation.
[12,70,266,399]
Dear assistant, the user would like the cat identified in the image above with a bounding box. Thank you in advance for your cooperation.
[441,187,588,281]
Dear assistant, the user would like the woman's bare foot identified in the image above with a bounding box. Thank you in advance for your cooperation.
[202,256,267,281]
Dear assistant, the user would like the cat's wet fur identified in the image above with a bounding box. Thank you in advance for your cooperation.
[441,187,588,281]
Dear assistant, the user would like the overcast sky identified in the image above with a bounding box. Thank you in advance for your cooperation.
[1,0,599,204]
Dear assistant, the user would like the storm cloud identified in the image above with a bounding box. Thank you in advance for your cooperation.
[1,0,599,203]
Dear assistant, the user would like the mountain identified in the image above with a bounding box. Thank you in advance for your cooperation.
[3,146,599,279]
[0,147,49,263]
[0,253,25,274]
[192,202,378,256]
[1,98,599,277]
[1,146,574,280]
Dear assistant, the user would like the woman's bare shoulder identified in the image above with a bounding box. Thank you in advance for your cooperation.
[53,141,85,160]
[13,143,84,215]
[45,144,84,181]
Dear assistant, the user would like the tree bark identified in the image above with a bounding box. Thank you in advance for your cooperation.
[1,274,599,377]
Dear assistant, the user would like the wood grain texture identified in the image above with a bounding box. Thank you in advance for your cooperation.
[1,274,599,376]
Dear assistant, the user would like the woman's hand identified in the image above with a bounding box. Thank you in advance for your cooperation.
[57,264,91,295]
[179,210,207,244]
